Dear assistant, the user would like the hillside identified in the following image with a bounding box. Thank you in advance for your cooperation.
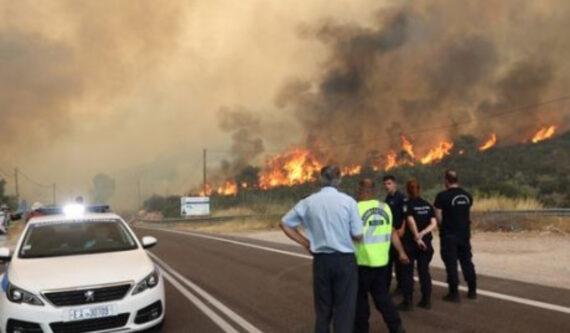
[144,131,569,217]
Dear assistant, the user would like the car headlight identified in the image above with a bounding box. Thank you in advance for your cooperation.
[132,267,160,295]
[7,283,44,306]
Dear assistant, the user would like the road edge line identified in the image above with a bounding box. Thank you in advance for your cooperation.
[141,226,570,315]
[160,269,240,333]
[149,251,264,333]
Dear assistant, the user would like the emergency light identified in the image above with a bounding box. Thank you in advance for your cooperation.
[63,204,85,218]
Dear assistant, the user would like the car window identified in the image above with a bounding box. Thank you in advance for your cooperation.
[19,219,138,259]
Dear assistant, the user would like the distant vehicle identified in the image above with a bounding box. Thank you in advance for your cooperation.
[0,204,165,332]
[0,211,7,235]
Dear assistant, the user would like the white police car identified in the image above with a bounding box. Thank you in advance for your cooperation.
[0,204,165,332]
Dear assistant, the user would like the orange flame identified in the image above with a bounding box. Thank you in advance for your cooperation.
[479,133,497,151]
[401,135,415,158]
[531,125,557,143]
[420,141,454,164]
[385,151,398,171]
[342,165,362,176]
[259,148,323,189]
[199,184,212,197]
[217,180,238,196]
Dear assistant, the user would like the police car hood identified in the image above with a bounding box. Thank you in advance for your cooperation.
[9,249,154,293]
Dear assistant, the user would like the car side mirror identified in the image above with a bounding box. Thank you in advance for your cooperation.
[141,236,158,249]
[0,247,12,262]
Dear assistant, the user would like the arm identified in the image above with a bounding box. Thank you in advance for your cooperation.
[419,217,438,239]
[396,222,406,238]
[435,209,443,227]
[391,229,409,264]
[407,215,427,250]
[349,200,364,242]
[280,224,311,253]
[281,201,311,253]
[406,215,421,241]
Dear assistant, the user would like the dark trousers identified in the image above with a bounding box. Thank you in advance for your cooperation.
[313,253,358,333]
[386,246,403,291]
[401,241,434,302]
[440,235,477,293]
[355,266,402,333]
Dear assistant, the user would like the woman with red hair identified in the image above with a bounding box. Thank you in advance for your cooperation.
[398,179,437,311]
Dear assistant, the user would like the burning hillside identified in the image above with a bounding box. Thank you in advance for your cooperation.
[199,1,570,197]
[201,125,561,196]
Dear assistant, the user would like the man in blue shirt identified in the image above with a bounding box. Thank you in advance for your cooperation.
[281,165,364,333]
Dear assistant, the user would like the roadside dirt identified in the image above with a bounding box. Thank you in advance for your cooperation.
[238,230,570,290]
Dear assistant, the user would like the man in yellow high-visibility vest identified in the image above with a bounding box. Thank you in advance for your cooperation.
[354,178,409,333]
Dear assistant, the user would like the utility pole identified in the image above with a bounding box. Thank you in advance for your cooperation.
[203,149,207,195]
[14,168,19,201]
[52,183,56,205]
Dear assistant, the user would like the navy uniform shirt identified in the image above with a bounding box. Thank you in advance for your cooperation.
[403,197,435,244]
[434,187,473,239]
[385,190,406,230]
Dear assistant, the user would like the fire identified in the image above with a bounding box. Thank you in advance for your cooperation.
[199,184,212,197]
[479,133,497,151]
[531,125,557,143]
[259,148,323,189]
[401,135,415,158]
[420,141,454,164]
[342,165,362,176]
[217,180,238,196]
[385,151,398,171]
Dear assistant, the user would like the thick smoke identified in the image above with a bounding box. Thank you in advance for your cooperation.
[275,1,570,163]
[218,107,265,175]
[1,0,569,207]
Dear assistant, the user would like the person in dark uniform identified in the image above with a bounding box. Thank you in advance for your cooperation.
[398,179,437,311]
[434,170,477,302]
[382,175,406,293]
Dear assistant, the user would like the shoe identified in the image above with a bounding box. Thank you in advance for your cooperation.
[467,290,477,299]
[442,293,460,303]
[396,301,413,312]
[417,299,431,309]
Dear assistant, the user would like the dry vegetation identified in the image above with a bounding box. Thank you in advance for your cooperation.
[472,196,544,211]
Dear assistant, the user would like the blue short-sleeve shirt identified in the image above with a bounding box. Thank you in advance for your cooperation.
[282,187,364,253]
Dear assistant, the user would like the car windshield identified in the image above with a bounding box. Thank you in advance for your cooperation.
[19,219,138,259]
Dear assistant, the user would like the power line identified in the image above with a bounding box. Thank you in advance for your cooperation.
[17,169,52,189]
[208,94,570,155]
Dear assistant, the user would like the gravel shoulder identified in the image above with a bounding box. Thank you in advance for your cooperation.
[237,230,570,290]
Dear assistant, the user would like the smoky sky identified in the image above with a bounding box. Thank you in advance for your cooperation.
[0,0,569,207]
[269,0,570,163]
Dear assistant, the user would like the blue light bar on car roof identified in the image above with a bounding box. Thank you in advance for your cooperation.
[37,205,111,216]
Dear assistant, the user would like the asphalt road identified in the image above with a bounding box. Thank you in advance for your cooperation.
[134,226,570,333]
[2,229,569,332]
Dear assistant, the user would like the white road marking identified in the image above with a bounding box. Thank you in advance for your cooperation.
[160,270,240,333]
[140,226,570,315]
[150,252,264,333]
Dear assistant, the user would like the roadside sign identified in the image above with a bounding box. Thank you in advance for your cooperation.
[181,197,210,217]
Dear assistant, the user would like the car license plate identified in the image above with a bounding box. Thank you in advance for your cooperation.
[68,305,114,321]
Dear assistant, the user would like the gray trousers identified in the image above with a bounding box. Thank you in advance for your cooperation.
[313,253,358,333]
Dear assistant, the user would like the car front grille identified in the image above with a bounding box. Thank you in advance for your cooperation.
[43,283,132,307]
[50,313,129,333]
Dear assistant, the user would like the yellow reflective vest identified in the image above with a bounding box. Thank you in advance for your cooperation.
[355,199,393,267]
